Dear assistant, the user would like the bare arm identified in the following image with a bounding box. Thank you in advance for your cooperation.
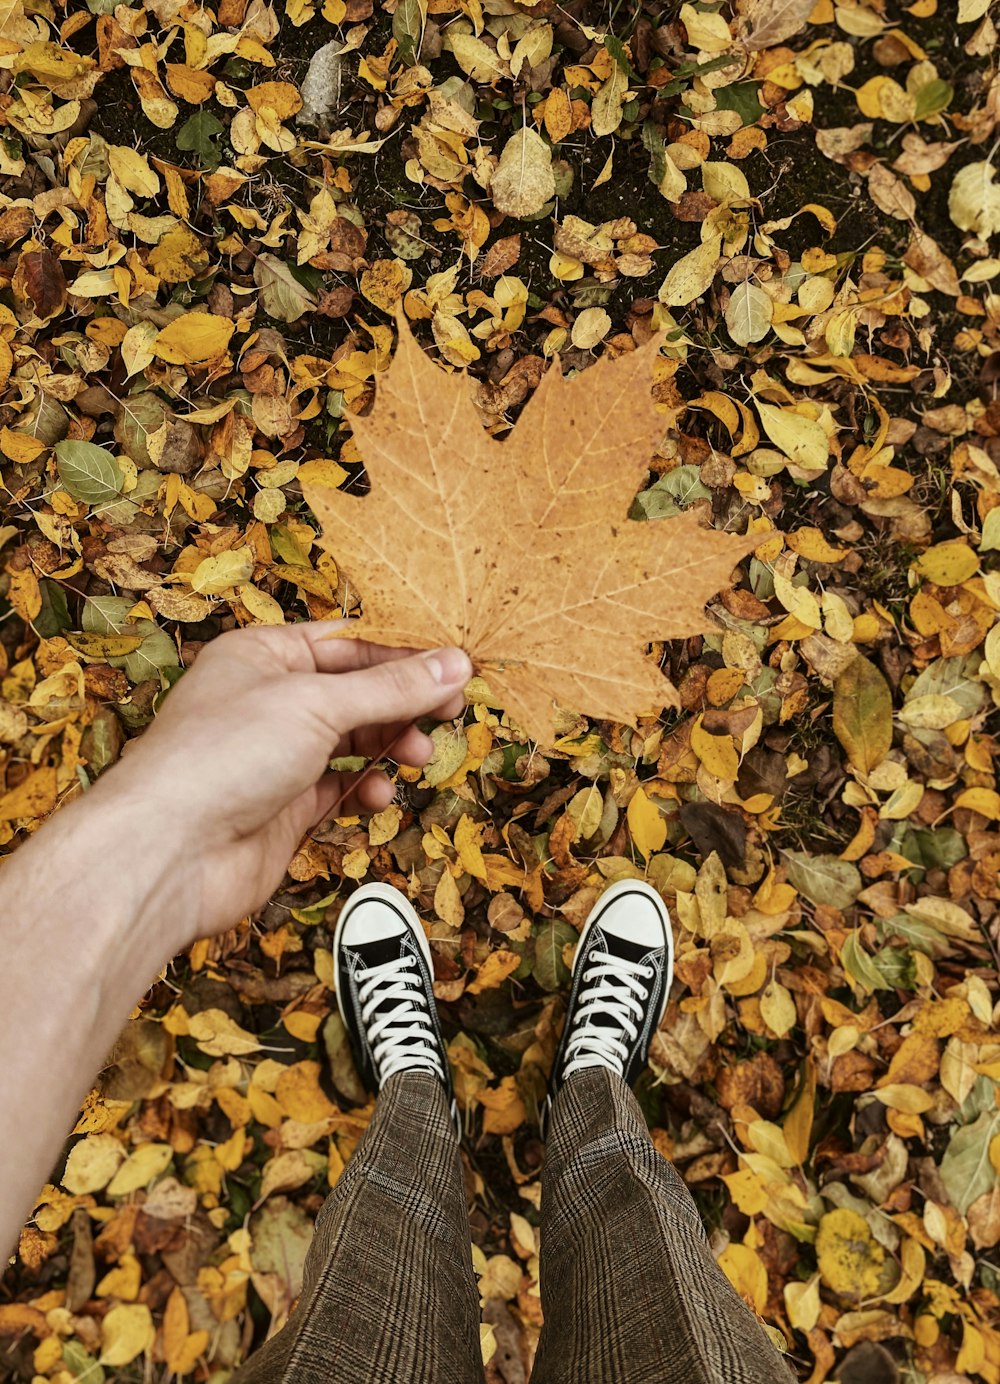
[0,623,471,1257]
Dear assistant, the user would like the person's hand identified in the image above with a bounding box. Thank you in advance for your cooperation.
[94,623,472,948]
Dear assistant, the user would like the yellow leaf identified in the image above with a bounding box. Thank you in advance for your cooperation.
[691,716,739,780]
[455,813,487,881]
[65,631,145,659]
[0,427,47,463]
[882,1237,926,1304]
[187,1009,261,1058]
[106,1143,172,1196]
[657,235,721,308]
[833,655,892,774]
[914,541,978,586]
[680,1,734,51]
[478,1076,526,1135]
[815,1208,885,1297]
[760,980,796,1037]
[297,457,349,490]
[246,82,303,121]
[873,1083,935,1113]
[360,259,411,313]
[627,785,667,859]
[284,1010,322,1042]
[856,75,916,122]
[784,1275,821,1331]
[164,63,217,104]
[756,402,829,472]
[62,1133,125,1194]
[238,582,285,624]
[96,1253,142,1300]
[434,867,465,928]
[957,1319,987,1374]
[163,1286,208,1376]
[275,1060,337,1121]
[99,1303,155,1367]
[717,1243,768,1314]
[148,224,210,285]
[954,787,1000,819]
[0,764,57,821]
[191,548,255,595]
[153,313,235,365]
[6,566,41,622]
[787,527,847,563]
[341,846,370,879]
[107,146,160,198]
[723,1168,769,1216]
[467,949,521,994]
[132,69,179,130]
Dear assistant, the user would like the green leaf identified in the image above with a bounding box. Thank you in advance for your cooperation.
[713,81,765,127]
[840,931,893,993]
[62,1340,105,1384]
[393,0,425,66]
[253,254,318,324]
[423,723,468,787]
[54,440,124,506]
[981,508,1000,552]
[914,79,953,120]
[35,579,70,639]
[833,656,892,774]
[270,524,312,566]
[533,920,576,991]
[908,654,985,718]
[603,34,635,79]
[940,1110,1000,1215]
[632,466,710,520]
[784,852,861,911]
[176,111,223,169]
[82,596,179,684]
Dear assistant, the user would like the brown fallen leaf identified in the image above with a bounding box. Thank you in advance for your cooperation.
[305,316,752,743]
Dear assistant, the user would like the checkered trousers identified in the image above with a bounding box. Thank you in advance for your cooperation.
[230,1068,797,1384]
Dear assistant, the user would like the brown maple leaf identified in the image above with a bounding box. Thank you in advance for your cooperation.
[304,317,753,744]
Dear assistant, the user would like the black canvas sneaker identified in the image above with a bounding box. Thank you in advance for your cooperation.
[333,882,455,1116]
[542,879,673,1135]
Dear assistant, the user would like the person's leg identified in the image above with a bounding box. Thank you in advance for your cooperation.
[531,1066,797,1384]
[232,882,485,1384]
[231,1070,484,1384]
[531,879,796,1384]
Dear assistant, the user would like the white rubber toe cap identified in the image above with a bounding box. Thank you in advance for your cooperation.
[594,880,670,949]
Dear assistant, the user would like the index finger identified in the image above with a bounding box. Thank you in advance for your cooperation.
[244,620,436,675]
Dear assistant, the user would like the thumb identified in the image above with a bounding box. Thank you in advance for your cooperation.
[313,646,473,737]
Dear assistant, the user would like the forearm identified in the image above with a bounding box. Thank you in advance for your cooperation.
[0,781,184,1258]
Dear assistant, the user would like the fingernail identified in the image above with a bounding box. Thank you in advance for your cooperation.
[426,647,472,685]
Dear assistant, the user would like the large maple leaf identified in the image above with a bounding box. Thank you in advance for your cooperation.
[304,317,753,744]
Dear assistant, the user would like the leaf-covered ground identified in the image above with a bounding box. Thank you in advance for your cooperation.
[2,0,1000,1380]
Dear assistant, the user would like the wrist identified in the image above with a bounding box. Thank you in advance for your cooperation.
[10,774,192,968]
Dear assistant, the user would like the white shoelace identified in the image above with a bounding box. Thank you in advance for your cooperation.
[562,949,655,1079]
[356,954,445,1083]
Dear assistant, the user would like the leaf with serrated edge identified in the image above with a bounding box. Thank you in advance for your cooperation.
[305,316,754,743]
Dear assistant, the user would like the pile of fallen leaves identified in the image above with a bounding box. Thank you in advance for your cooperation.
[2,0,1000,1378]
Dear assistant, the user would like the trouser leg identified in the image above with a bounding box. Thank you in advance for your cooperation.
[531,1067,797,1384]
[230,1071,485,1384]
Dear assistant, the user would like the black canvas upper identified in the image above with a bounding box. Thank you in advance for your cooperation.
[335,894,454,1106]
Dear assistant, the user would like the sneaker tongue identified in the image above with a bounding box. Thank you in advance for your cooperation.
[576,929,649,1038]
[356,933,409,971]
